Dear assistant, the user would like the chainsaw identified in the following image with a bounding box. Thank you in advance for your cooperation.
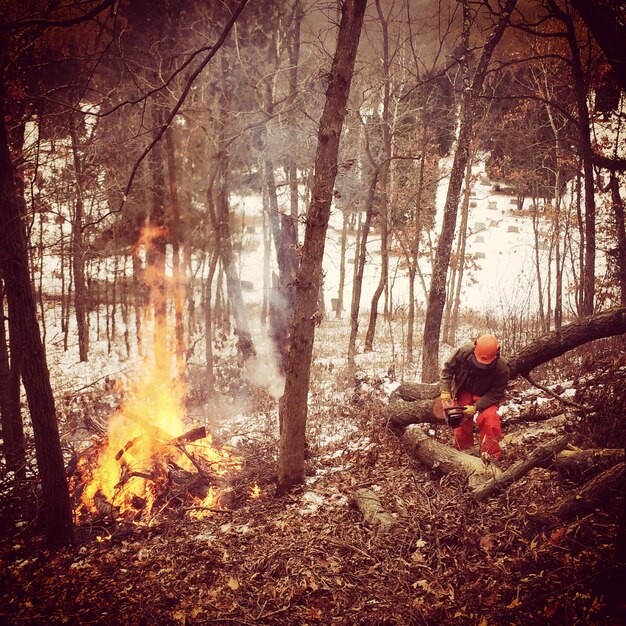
[432,398,466,428]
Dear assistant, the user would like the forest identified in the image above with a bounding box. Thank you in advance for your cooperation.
[1,0,625,624]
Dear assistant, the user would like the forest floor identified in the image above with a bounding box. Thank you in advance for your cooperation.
[1,321,625,625]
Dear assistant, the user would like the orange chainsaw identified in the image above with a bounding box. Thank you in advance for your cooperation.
[432,398,466,428]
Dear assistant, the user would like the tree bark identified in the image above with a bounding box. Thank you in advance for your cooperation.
[165,125,185,376]
[609,172,626,304]
[402,427,495,488]
[531,462,625,525]
[277,0,366,492]
[348,160,379,366]
[507,305,626,378]
[472,435,569,501]
[353,488,395,532]
[571,0,626,92]
[364,0,392,353]
[546,447,625,481]
[335,206,349,319]
[69,115,89,362]
[0,72,74,546]
[0,281,26,479]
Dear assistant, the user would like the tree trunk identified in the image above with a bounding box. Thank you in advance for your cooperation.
[165,126,185,377]
[348,162,379,366]
[407,126,428,363]
[146,107,168,359]
[335,206,349,319]
[204,250,219,387]
[546,0,597,315]
[364,0,391,352]
[402,427,494,488]
[278,0,366,492]
[444,155,472,345]
[69,116,89,362]
[421,0,517,382]
[0,281,26,480]
[0,73,73,546]
[609,172,626,304]
[212,54,255,360]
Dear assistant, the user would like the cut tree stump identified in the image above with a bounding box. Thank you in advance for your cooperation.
[353,488,396,532]
[402,427,496,488]
[472,435,569,501]
[531,462,625,525]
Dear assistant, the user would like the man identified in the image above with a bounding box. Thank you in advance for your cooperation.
[439,334,510,459]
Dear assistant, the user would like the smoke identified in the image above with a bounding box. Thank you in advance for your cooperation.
[243,333,285,400]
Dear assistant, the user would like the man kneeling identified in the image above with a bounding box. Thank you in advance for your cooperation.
[439,334,510,459]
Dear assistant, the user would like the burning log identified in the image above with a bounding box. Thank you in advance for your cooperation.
[353,488,396,532]
[472,435,569,502]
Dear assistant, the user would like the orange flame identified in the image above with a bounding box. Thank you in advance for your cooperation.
[77,227,240,520]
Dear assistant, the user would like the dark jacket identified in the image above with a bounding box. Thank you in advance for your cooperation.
[440,342,510,411]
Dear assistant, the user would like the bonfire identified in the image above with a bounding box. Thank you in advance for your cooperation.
[71,227,242,523]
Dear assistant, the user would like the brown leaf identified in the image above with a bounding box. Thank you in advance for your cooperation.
[479,535,494,553]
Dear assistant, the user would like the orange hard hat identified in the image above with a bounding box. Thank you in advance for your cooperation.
[474,334,499,365]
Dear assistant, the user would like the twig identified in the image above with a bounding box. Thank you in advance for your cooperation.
[523,373,587,413]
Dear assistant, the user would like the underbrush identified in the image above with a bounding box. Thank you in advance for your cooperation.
[1,325,625,625]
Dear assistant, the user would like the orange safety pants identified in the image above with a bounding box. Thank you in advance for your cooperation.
[453,389,503,459]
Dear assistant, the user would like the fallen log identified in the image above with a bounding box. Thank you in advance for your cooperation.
[390,382,439,403]
[531,462,625,525]
[353,488,395,532]
[508,306,626,378]
[472,435,569,501]
[402,426,495,488]
[546,447,625,481]
[383,399,435,429]
[388,306,626,404]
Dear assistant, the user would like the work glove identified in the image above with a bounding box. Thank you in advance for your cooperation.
[440,391,452,407]
[463,405,477,417]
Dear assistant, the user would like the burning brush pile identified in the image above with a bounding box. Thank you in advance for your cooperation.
[71,228,242,524]
[71,353,241,524]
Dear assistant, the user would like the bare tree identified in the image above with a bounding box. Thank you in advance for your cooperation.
[278,0,367,492]
[421,0,517,382]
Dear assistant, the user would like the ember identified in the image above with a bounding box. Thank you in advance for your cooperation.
[71,227,241,522]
